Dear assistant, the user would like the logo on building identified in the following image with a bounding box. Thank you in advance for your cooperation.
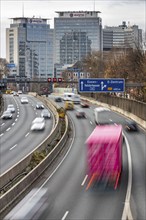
[27,18,45,24]
[70,13,85,18]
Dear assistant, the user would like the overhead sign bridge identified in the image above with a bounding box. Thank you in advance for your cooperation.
[79,78,125,93]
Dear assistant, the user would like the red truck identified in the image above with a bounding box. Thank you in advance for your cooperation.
[86,124,123,189]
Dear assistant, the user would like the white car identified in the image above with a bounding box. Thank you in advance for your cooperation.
[41,109,51,119]
[36,102,44,109]
[21,97,28,104]
[18,90,23,94]
[31,117,45,131]
[7,104,15,113]
[1,110,12,119]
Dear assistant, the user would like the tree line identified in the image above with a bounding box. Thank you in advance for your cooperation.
[82,47,146,101]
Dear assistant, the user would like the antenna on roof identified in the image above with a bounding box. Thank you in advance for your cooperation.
[93,0,95,11]
[22,2,24,17]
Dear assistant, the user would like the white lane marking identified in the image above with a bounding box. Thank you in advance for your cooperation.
[10,144,17,150]
[61,211,69,220]
[90,121,93,125]
[81,175,88,186]
[1,123,5,126]
[15,118,18,122]
[6,127,11,131]
[122,133,133,220]
[25,132,29,137]
[12,123,15,126]
[0,133,4,137]
[109,119,113,121]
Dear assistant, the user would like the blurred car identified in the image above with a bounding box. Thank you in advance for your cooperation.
[64,101,74,110]
[21,97,28,104]
[3,188,51,220]
[31,117,45,131]
[18,90,23,94]
[36,102,44,109]
[1,110,12,119]
[75,109,86,118]
[41,109,51,119]
[13,91,19,96]
[80,101,90,108]
[7,104,15,113]
[125,119,138,131]
[55,96,62,102]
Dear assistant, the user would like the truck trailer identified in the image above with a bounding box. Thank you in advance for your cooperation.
[86,124,123,189]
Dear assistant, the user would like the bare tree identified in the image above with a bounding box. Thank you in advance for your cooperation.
[0,58,9,79]
[82,51,104,78]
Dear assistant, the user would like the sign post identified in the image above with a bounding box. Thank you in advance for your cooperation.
[79,78,125,93]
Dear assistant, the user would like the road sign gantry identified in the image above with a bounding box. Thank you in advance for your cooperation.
[79,78,125,93]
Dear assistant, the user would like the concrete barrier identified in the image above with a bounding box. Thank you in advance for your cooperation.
[81,97,146,130]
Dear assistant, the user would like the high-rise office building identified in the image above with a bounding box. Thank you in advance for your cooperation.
[103,21,143,51]
[6,17,53,79]
[54,11,103,76]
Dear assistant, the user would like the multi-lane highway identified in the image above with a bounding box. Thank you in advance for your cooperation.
[0,94,54,174]
[2,95,146,220]
[39,96,145,220]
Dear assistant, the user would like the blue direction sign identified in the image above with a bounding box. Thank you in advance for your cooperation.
[79,78,125,93]
[6,63,15,68]
[67,67,80,71]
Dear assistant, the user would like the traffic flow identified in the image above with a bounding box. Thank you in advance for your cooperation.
[1,91,146,220]
[0,93,54,174]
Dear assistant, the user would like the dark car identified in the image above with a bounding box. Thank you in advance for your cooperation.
[13,91,19,96]
[75,109,86,118]
[125,119,138,131]
[36,102,44,109]
[55,96,62,102]
[80,101,90,108]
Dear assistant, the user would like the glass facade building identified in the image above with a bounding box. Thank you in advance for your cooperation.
[54,11,103,69]
[6,17,53,79]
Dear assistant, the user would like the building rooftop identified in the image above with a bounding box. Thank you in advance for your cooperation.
[9,17,50,20]
[9,17,50,25]
[55,11,101,13]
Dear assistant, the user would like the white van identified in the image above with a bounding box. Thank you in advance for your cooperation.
[63,92,80,104]
[94,107,110,125]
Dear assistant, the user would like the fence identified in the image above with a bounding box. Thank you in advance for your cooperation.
[83,93,146,121]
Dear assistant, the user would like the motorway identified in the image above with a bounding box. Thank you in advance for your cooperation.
[22,96,144,220]
[2,95,146,219]
[0,94,54,174]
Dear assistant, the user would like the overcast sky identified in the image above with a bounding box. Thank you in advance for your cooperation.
[0,0,145,58]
